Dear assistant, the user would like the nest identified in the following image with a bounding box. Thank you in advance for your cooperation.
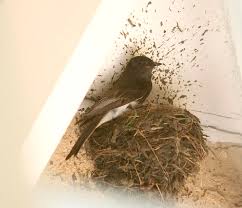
[85,104,208,196]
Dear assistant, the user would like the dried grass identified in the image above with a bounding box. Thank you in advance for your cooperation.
[84,104,208,197]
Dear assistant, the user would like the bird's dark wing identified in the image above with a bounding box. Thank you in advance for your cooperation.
[66,86,151,160]
[77,86,149,126]
[66,95,136,160]
[65,114,103,160]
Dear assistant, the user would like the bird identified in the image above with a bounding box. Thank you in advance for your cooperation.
[66,55,161,160]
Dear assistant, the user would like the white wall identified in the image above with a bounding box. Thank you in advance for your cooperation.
[224,0,242,76]
[3,0,100,141]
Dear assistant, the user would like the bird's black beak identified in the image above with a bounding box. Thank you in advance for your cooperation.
[153,62,162,66]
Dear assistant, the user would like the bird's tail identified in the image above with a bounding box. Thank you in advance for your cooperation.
[65,115,103,160]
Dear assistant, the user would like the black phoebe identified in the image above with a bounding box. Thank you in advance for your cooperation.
[66,55,161,160]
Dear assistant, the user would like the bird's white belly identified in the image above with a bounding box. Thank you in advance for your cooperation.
[97,101,137,127]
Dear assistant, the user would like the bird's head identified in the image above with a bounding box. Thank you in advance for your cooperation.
[127,55,161,71]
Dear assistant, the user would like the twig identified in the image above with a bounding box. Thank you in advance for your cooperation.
[92,138,104,147]
[133,161,142,185]
[156,184,164,202]
[137,129,169,179]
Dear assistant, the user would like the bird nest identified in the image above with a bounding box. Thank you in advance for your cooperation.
[85,104,208,196]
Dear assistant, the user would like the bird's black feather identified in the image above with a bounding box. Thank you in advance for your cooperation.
[66,56,160,160]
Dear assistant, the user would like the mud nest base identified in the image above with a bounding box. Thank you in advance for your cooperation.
[84,104,208,197]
